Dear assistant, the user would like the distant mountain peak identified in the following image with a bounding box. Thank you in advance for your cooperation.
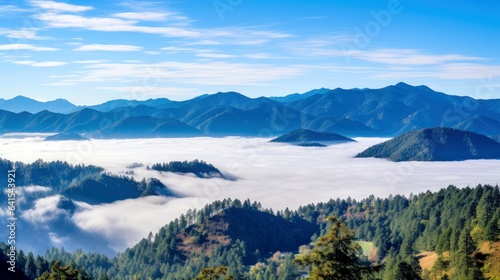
[212,91,248,98]
[269,88,330,103]
[12,95,35,100]
[0,95,78,114]
[395,82,412,88]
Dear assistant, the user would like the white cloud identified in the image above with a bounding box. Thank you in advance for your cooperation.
[0,44,58,51]
[368,63,500,81]
[72,196,202,251]
[11,60,36,65]
[65,42,83,46]
[73,59,108,64]
[33,11,290,44]
[49,232,68,246]
[23,186,51,193]
[0,5,30,14]
[243,53,274,59]
[160,46,197,52]
[97,86,200,97]
[44,82,78,86]
[113,12,169,21]
[4,136,500,252]
[35,13,200,37]
[74,44,142,52]
[33,61,67,67]
[196,52,236,59]
[74,61,305,85]
[12,60,67,67]
[30,1,93,12]
[0,28,48,40]
[351,49,482,66]
[22,195,68,224]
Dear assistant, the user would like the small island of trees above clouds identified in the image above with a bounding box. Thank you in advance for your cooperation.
[270,128,355,147]
[150,159,226,179]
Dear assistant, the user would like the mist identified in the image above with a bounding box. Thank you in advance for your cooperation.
[1,134,499,254]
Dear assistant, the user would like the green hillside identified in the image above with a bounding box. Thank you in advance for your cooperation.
[356,127,500,161]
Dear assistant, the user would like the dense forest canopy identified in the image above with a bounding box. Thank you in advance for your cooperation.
[150,159,224,179]
[1,184,499,279]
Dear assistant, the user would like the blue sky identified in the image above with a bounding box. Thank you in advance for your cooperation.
[1,0,499,105]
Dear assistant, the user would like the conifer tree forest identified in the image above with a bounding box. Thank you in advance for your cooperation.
[1,184,499,279]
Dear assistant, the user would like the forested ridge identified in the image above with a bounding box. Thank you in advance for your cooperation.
[150,160,224,179]
[0,158,176,205]
[1,184,499,279]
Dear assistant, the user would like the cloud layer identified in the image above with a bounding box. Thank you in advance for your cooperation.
[1,135,498,252]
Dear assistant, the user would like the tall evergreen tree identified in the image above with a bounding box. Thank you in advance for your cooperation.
[25,252,38,279]
[294,216,376,279]
[452,226,483,280]
[36,260,79,280]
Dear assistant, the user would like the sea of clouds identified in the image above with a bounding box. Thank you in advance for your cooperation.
[1,134,499,254]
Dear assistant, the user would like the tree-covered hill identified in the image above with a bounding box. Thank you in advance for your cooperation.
[356,127,500,161]
[270,128,355,146]
[3,185,499,279]
[0,158,177,202]
[151,159,225,179]
[62,175,176,204]
[44,132,89,141]
[179,207,318,257]
[0,158,103,192]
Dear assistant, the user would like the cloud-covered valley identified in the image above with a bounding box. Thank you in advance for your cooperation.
[1,135,499,254]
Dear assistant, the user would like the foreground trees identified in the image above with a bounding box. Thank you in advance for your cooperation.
[36,261,79,280]
[294,216,377,279]
[194,266,233,280]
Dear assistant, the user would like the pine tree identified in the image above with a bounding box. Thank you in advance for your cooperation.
[194,266,233,280]
[432,255,445,279]
[25,252,38,279]
[452,226,484,280]
[294,216,376,279]
[36,260,79,280]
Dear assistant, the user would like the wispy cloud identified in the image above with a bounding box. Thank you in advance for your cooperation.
[97,86,200,98]
[196,52,236,59]
[30,0,93,13]
[0,5,30,14]
[0,44,58,51]
[112,12,185,22]
[351,49,483,66]
[35,12,201,37]
[22,195,69,224]
[370,63,500,81]
[0,28,48,40]
[74,61,305,85]
[12,60,67,67]
[33,9,290,44]
[73,59,109,64]
[32,61,67,67]
[44,82,79,86]
[74,44,142,52]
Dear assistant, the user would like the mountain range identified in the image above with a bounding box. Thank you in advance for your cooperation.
[2,83,500,138]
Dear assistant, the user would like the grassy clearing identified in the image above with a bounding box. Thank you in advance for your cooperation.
[357,241,372,256]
